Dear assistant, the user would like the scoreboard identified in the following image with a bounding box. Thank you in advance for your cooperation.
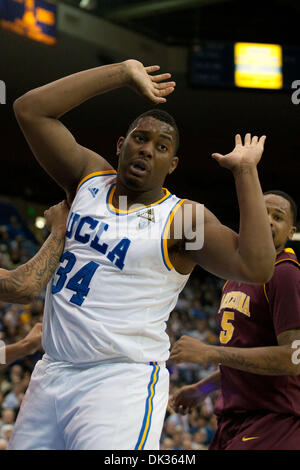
[190,40,300,91]
[0,0,57,45]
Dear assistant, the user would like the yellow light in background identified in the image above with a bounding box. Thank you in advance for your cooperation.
[36,7,55,26]
[35,216,46,229]
[235,42,283,89]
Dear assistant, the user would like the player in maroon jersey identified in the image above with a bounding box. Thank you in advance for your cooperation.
[170,190,300,450]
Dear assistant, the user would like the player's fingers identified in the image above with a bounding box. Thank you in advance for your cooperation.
[235,134,242,146]
[251,135,258,145]
[211,153,224,161]
[145,65,160,73]
[153,81,176,90]
[156,86,175,97]
[151,73,172,82]
[244,133,251,145]
[153,97,167,104]
[259,135,266,147]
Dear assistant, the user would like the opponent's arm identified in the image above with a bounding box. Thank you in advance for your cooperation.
[170,331,300,376]
[1,323,42,366]
[0,201,69,304]
[169,370,221,414]
[13,60,175,201]
[180,134,275,283]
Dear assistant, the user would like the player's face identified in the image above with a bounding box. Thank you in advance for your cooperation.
[264,194,296,252]
[116,117,179,191]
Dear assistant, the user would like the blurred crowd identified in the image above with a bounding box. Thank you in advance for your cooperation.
[0,207,224,450]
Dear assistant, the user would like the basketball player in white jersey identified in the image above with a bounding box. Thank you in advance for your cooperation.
[9,59,275,450]
[0,201,69,365]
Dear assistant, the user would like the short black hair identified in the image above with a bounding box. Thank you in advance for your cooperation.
[126,109,180,153]
[264,190,298,225]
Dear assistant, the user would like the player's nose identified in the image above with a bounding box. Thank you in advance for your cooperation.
[139,142,154,159]
[268,214,273,226]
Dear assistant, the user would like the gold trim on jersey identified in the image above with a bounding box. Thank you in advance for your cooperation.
[263,284,269,304]
[275,258,300,268]
[107,184,171,214]
[76,170,117,192]
[161,199,187,271]
[284,248,295,254]
[222,280,229,291]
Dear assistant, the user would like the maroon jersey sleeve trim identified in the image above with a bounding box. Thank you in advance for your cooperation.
[263,283,269,303]
[222,280,229,291]
[274,259,300,268]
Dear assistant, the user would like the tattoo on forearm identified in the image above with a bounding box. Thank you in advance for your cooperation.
[0,233,64,303]
[214,345,294,376]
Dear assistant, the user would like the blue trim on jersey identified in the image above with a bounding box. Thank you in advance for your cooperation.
[135,362,160,450]
[77,172,117,192]
[106,184,173,216]
[160,198,184,271]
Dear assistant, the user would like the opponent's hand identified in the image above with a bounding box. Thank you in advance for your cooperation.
[44,200,70,237]
[211,133,266,173]
[169,383,206,415]
[22,322,42,355]
[170,335,211,365]
[123,59,175,104]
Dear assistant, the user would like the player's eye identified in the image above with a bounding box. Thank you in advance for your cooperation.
[158,144,168,152]
[135,135,144,143]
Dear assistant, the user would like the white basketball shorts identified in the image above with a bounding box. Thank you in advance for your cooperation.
[8,355,169,450]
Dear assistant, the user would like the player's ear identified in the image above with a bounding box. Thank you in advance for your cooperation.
[168,156,179,175]
[288,225,297,241]
[116,137,125,156]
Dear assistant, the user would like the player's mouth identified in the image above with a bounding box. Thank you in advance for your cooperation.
[128,159,150,177]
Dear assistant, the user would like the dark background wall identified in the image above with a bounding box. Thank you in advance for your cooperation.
[0,0,299,232]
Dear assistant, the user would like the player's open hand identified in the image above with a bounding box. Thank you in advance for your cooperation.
[123,59,175,104]
[211,133,266,174]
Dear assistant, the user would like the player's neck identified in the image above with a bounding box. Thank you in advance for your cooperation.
[275,245,286,256]
[113,183,165,210]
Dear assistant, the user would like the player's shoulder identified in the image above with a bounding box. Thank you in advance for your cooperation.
[180,199,206,217]
[268,248,300,289]
[274,248,300,270]
[76,169,117,194]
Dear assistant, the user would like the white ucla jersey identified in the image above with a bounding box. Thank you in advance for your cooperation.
[42,171,190,365]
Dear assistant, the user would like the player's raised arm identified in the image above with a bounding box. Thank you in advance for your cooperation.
[13,60,175,201]
[180,134,276,283]
[0,201,69,304]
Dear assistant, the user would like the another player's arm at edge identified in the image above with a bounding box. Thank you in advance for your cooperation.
[209,328,300,375]
[171,330,300,414]
[0,201,68,304]
[12,60,175,203]
[170,329,300,377]
[0,232,64,304]
[169,370,221,415]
